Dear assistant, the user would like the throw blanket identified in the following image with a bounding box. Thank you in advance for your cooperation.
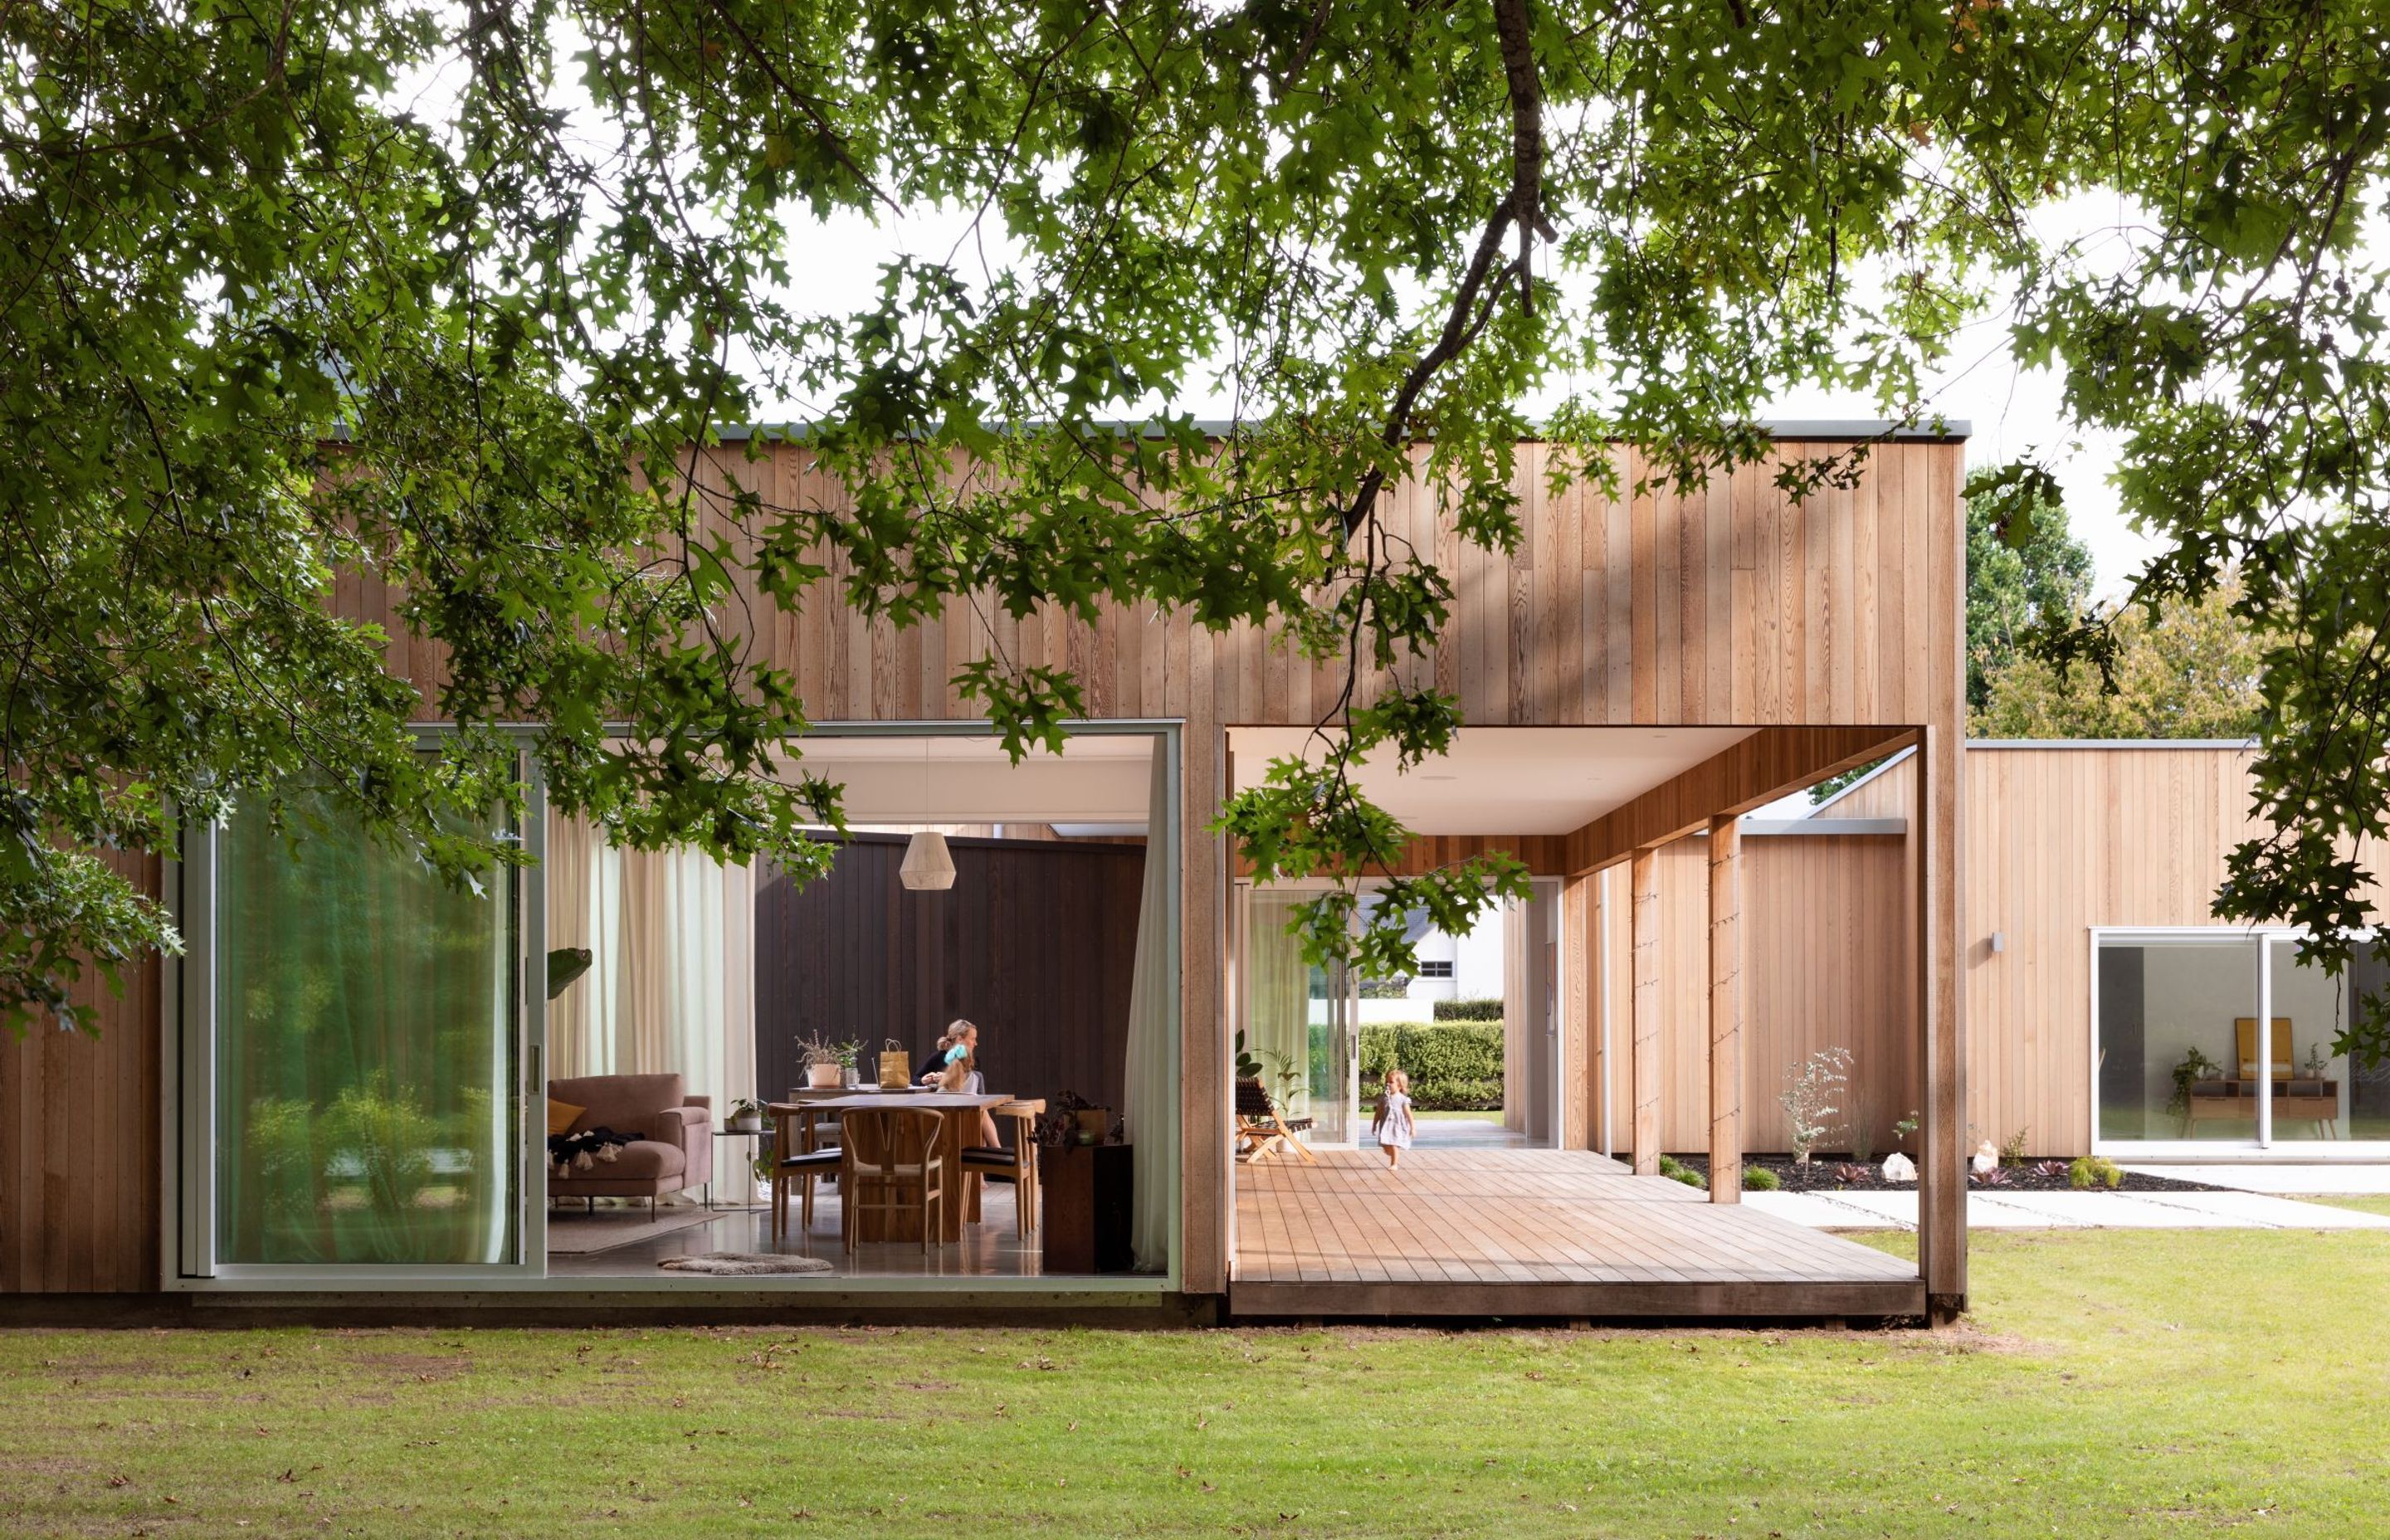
[548,1126,640,1177]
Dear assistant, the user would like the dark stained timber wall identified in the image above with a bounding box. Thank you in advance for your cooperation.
[754,833,1146,1117]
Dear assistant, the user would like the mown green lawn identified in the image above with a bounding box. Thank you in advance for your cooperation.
[5,1228,2388,1538]
[2304,1193,2390,1216]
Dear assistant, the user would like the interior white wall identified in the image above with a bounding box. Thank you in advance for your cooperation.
[2122,939,2256,1140]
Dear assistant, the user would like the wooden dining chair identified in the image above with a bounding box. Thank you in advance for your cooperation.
[841,1109,946,1254]
[959,1099,1045,1235]
[772,1143,841,1243]
[767,1102,851,1243]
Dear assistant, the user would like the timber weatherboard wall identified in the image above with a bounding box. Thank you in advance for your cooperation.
[1958,741,2383,1157]
[1594,826,1916,1155]
[2,432,1967,1305]
[1683,741,2378,1161]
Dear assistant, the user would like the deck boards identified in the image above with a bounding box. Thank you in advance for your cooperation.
[1232,1148,1919,1316]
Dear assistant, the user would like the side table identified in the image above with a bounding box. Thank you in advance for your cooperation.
[710,1124,775,1209]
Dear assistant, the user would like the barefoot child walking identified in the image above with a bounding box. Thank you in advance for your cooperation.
[1373,1069,1416,1169]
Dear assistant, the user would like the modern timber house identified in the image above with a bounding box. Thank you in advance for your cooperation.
[2,423,1978,1324]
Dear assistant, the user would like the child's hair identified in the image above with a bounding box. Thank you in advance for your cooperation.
[1383,1069,1410,1096]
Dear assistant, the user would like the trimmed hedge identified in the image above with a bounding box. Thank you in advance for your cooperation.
[1432,997,1503,1022]
[1359,1021,1503,1111]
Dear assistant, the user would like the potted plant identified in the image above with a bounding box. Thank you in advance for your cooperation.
[836,1038,862,1088]
[2166,1045,2224,1135]
[797,1032,846,1089]
[725,1098,765,1133]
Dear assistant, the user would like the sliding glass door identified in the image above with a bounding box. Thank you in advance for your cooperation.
[184,774,540,1279]
[2093,927,2387,1156]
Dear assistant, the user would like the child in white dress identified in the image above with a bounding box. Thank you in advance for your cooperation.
[1373,1069,1416,1169]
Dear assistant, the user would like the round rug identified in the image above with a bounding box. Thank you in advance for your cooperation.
[657,1251,836,1276]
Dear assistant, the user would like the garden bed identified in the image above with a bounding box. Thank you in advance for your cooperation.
[1668,1153,2226,1194]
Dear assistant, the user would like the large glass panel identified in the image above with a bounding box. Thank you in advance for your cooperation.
[2269,938,2352,1143]
[1305,953,1354,1144]
[216,794,519,1265]
[2095,935,2257,1142]
[2353,942,2390,1141]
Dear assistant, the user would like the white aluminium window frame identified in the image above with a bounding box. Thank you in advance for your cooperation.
[2087,924,2389,1162]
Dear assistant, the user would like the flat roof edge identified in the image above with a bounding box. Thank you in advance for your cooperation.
[1744,817,1907,836]
[1968,738,2256,751]
[710,417,1969,444]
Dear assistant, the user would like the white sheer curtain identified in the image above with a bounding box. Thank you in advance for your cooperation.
[1121,743,1178,1274]
[1243,889,1314,1118]
[544,811,754,1118]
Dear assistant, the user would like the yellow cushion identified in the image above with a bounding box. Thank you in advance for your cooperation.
[546,1098,586,1137]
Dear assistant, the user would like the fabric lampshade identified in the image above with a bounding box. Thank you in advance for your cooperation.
[898,830,956,890]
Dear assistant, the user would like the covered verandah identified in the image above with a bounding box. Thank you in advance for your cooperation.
[1224,723,1961,1322]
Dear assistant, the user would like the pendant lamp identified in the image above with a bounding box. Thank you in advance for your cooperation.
[899,829,956,890]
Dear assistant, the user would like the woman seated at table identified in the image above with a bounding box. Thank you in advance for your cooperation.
[924,1020,1002,1148]
[915,1022,968,1085]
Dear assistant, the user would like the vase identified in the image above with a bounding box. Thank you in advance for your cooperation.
[807,1063,843,1089]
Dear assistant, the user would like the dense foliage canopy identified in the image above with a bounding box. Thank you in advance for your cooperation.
[9,0,2390,1053]
[1965,493,2094,714]
[1976,579,2262,739]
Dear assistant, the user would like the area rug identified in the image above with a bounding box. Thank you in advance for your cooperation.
[545,1206,720,1255]
[656,1252,836,1276]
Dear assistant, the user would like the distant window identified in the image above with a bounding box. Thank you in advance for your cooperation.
[1417,959,1455,979]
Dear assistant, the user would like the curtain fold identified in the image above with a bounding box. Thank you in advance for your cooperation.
[543,811,754,1122]
[216,793,517,1265]
[1244,889,1313,1118]
[1122,744,1178,1274]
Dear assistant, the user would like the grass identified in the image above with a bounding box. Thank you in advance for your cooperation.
[2300,1193,2390,1216]
[5,1229,2389,1537]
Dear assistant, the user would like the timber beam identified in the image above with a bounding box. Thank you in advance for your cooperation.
[1562,726,1916,875]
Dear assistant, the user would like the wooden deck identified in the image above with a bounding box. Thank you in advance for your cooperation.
[1231,1148,1925,1320]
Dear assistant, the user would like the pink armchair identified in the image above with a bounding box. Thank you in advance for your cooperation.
[548,1073,715,1212]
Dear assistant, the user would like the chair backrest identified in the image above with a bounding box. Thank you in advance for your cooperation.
[2236,1016,2293,1079]
[842,1108,944,1173]
[1235,1078,1275,1118]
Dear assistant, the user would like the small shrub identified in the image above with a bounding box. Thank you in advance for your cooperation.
[1848,1112,1877,1165]
[1974,1166,2012,1187]
[1432,997,1504,1023]
[1832,1162,1871,1186]
[1656,1154,1708,1191]
[1999,1126,2032,1167]
[2033,1160,2070,1179]
[1741,1165,1782,1192]
[2068,1156,2124,1191]
[1780,1046,1853,1164]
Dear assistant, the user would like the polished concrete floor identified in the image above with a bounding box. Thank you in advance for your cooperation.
[545,1181,1053,1279]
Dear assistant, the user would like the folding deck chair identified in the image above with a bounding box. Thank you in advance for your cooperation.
[1234,1077,1317,1163]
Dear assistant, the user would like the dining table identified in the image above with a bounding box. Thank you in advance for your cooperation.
[767,1090,1013,1243]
